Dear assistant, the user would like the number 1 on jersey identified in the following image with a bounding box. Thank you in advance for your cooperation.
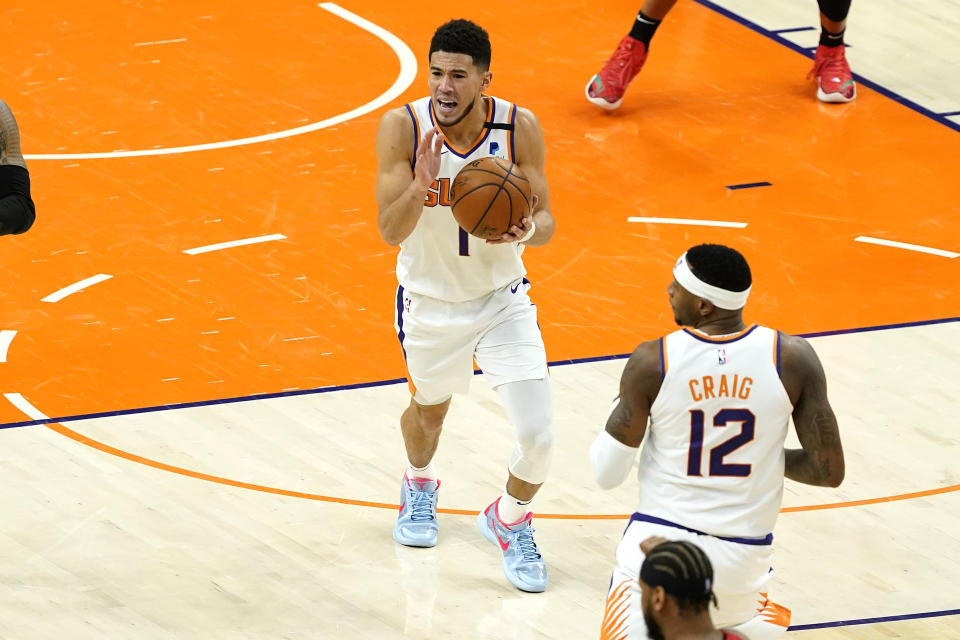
[459,228,469,256]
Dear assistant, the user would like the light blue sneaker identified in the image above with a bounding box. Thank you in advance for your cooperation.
[477,498,548,592]
[393,473,440,548]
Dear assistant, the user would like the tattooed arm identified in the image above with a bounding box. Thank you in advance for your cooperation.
[605,340,663,446]
[0,99,27,169]
[591,340,663,488]
[779,334,845,487]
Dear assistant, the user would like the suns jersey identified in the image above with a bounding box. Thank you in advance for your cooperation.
[636,325,793,539]
[397,95,526,302]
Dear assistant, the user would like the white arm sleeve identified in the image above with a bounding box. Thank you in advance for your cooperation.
[590,430,639,489]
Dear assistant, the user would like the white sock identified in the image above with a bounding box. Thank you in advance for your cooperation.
[407,462,438,481]
[497,491,532,524]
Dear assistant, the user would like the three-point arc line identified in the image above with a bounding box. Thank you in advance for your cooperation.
[3,391,959,520]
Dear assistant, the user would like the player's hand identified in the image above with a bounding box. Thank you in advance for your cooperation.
[414,126,444,189]
[639,535,670,554]
[485,195,540,244]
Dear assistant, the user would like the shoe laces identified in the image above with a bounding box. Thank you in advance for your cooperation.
[511,524,542,562]
[605,38,640,76]
[408,485,437,522]
[808,47,848,80]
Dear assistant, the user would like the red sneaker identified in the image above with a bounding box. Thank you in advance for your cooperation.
[808,45,857,103]
[586,35,648,110]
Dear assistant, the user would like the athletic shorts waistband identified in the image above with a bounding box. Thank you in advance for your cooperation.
[628,512,773,546]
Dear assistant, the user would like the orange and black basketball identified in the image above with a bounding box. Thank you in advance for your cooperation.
[451,157,532,240]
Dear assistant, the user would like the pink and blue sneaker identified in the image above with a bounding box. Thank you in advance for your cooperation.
[393,473,440,548]
[477,498,548,592]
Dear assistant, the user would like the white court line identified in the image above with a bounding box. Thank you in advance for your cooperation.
[42,274,114,303]
[628,217,748,228]
[3,393,49,420]
[23,4,416,160]
[184,233,286,255]
[0,330,17,363]
[134,38,187,47]
[855,236,958,258]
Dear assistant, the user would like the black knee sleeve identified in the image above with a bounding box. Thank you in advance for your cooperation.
[0,194,35,235]
[0,165,35,235]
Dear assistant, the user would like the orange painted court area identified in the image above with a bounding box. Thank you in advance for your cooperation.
[2,1,957,423]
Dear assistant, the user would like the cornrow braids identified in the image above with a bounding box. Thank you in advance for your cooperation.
[640,540,719,612]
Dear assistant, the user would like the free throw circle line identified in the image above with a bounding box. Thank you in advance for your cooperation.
[183,233,287,255]
[855,236,958,258]
[628,216,748,228]
[22,3,417,161]
[0,330,17,363]
[4,392,958,520]
[41,274,114,303]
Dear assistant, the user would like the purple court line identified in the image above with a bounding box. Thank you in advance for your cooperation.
[789,607,960,631]
[770,26,816,34]
[691,0,960,135]
[940,110,960,117]
[726,181,772,190]
[2,315,958,431]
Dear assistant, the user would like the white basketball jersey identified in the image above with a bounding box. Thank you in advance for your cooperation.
[637,325,793,538]
[397,95,527,302]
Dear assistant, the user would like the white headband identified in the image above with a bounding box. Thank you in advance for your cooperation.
[673,252,751,310]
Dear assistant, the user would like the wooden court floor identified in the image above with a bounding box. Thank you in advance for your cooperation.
[2,0,959,638]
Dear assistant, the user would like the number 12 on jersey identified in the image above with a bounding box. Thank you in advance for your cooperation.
[687,409,755,477]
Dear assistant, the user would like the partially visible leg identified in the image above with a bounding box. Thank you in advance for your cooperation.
[586,0,680,109]
[809,0,856,102]
[401,397,450,472]
[497,376,555,519]
[476,376,554,592]
[723,593,791,640]
[393,397,451,548]
[640,0,681,21]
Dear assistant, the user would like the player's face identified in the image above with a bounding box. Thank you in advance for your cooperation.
[640,581,666,640]
[667,279,695,326]
[428,51,491,127]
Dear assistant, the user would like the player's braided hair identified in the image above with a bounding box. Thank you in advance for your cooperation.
[429,19,491,71]
[686,244,752,293]
[641,540,719,613]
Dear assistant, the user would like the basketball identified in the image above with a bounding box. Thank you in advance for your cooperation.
[451,157,532,240]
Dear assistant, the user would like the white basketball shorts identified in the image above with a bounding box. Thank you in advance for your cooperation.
[394,277,548,405]
[601,514,789,640]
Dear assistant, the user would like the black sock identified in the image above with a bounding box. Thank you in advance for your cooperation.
[817,0,852,23]
[819,27,845,47]
[628,10,661,46]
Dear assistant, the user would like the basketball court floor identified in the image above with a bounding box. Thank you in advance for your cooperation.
[2,0,958,637]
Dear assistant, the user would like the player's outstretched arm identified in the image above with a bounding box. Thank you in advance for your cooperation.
[510,108,554,247]
[591,340,662,488]
[375,109,442,246]
[780,334,845,487]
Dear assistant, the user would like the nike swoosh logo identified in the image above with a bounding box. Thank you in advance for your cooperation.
[494,528,510,551]
[510,283,521,293]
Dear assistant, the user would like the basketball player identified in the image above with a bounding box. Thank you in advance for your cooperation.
[586,0,857,109]
[591,244,844,639]
[0,99,36,236]
[375,19,556,592]
[617,536,747,640]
